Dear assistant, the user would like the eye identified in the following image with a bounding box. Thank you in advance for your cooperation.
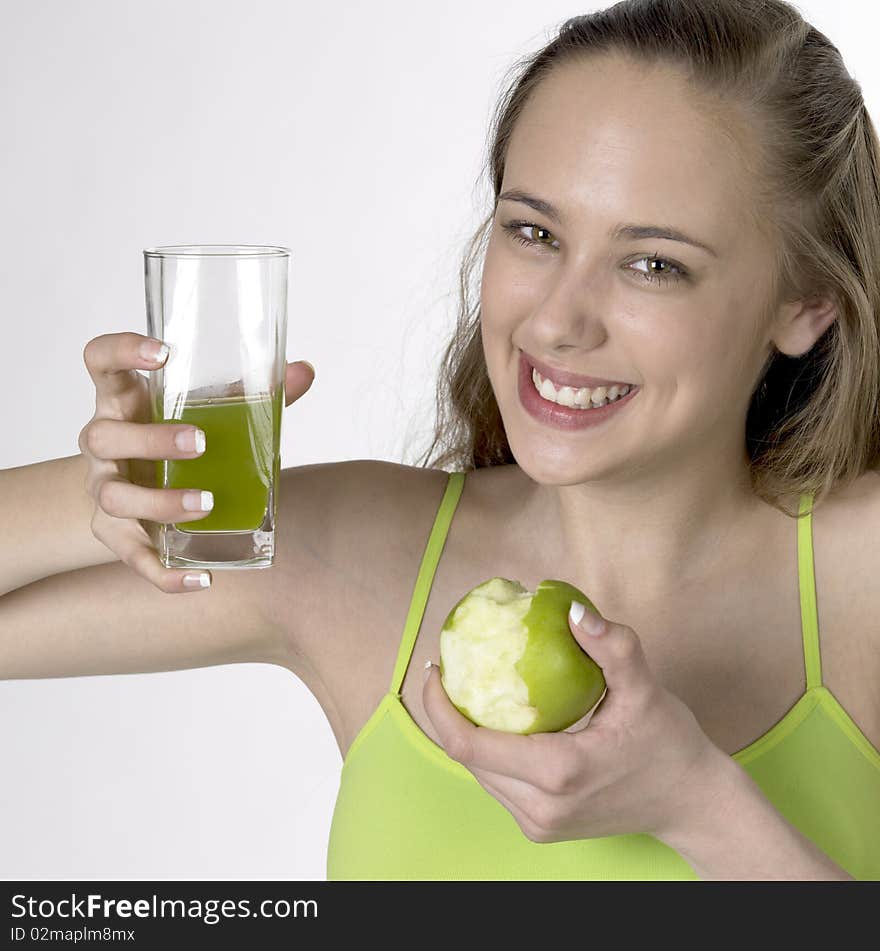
[501,220,560,252]
[500,219,689,287]
[628,253,688,287]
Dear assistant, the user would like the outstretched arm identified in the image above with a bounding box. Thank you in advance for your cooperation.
[1,454,117,597]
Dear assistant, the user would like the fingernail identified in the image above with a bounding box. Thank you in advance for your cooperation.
[571,599,605,636]
[182,490,213,511]
[140,340,169,364]
[182,571,211,589]
[423,660,435,683]
[299,360,315,375]
[175,429,206,453]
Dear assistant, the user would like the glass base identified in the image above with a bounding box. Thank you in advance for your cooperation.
[154,466,278,570]
[157,524,275,569]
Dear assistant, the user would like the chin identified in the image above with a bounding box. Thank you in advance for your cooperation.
[502,439,587,486]
[504,412,635,482]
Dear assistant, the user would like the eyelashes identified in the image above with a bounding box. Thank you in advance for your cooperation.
[500,220,688,287]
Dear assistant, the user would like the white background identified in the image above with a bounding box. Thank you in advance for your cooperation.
[0,0,873,879]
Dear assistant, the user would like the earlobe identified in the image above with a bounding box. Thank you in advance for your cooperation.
[773,293,839,358]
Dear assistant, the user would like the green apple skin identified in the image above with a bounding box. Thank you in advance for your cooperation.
[438,578,607,734]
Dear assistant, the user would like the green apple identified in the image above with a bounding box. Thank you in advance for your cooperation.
[438,577,607,734]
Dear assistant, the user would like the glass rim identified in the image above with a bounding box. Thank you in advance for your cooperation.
[143,244,290,258]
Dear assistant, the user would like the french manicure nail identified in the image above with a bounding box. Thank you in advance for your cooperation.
[182,571,211,589]
[140,340,169,364]
[174,429,205,453]
[182,490,213,511]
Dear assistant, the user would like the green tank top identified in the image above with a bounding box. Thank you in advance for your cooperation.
[327,470,880,880]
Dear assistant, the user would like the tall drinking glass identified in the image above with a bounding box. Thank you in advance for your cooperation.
[144,245,289,569]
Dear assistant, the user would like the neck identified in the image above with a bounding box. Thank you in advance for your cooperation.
[521,441,765,613]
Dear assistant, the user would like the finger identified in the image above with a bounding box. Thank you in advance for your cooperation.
[126,537,213,593]
[83,332,169,402]
[568,601,655,701]
[97,477,214,522]
[84,418,206,461]
[92,513,213,594]
[470,763,540,808]
[284,360,315,406]
[423,663,563,786]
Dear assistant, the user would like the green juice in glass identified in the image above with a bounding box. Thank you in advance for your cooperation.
[153,389,282,532]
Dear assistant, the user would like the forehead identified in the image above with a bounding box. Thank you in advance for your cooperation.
[505,54,760,247]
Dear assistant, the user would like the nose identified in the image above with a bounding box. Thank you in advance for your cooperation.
[525,256,611,351]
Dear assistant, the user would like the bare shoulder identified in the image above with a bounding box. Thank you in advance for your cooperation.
[813,468,880,633]
[275,458,450,592]
[811,468,880,747]
[822,466,880,511]
[264,459,452,744]
[817,468,880,574]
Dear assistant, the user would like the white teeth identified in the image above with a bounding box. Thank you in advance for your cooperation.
[532,367,632,409]
[538,377,558,402]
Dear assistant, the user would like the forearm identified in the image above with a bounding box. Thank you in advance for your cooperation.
[0,454,117,596]
[658,748,854,881]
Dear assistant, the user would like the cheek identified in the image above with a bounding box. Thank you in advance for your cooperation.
[479,241,532,326]
[650,328,753,433]
[686,307,763,396]
[479,248,504,325]
[633,286,739,382]
[675,274,766,375]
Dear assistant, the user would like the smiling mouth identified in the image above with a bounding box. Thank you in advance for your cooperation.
[530,366,636,409]
[520,352,638,408]
[523,351,635,391]
[516,350,641,432]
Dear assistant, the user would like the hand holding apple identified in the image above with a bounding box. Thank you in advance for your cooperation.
[423,593,727,847]
[438,577,606,734]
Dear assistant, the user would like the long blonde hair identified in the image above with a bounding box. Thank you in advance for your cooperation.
[411,0,880,518]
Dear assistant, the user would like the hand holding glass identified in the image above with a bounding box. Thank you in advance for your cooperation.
[145,245,290,570]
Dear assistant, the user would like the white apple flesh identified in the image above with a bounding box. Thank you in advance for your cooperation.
[439,577,607,734]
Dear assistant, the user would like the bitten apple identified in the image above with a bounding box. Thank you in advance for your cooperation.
[438,577,607,734]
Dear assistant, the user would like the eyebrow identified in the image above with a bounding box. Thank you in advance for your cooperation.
[497,189,718,258]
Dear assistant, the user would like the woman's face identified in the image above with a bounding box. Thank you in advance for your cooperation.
[480,53,779,484]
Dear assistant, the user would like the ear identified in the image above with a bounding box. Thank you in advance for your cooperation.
[771,292,839,358]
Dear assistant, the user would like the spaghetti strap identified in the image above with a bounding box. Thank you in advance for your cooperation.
[389,470,467,696]
[797,491,823,690]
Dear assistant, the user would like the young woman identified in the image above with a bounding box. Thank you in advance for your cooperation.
[3,0,879,880]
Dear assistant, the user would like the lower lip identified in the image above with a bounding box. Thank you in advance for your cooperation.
[517,353,640,431]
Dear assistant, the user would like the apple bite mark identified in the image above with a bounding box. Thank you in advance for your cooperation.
[439,578,606,735]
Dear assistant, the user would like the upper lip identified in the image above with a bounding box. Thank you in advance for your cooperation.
[522,351,635,390]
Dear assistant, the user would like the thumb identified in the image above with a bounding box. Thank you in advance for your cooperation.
[284,360,316,406]
[567,599,654,697]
